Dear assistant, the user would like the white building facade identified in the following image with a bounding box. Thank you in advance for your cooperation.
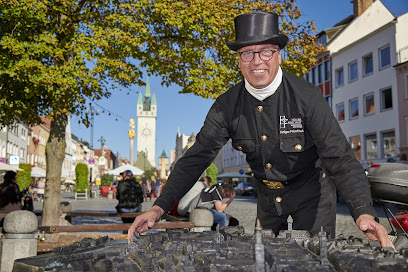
[6,122,29,164]
[0,126,7,159]
[329,1,408,162]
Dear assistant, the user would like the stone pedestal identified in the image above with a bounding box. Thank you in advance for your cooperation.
[0,210,38,272]
[189,208,213,232]
[108,190,113,199]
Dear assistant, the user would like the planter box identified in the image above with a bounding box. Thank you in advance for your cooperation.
[100,186,110,197]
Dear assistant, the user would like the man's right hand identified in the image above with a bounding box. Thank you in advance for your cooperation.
[128,205,164,242]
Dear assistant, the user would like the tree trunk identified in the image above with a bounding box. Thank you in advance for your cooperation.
[41,113,67,226]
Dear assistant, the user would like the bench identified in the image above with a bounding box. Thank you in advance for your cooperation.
[65,211,142,218]
[38,221,195,233]
[75,189,88,200]
[164,214,189,222]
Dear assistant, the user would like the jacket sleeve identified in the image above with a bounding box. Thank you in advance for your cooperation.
[304,88,376,221]
[154,100,230,214]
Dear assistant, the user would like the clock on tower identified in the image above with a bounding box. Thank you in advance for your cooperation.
[136,77,157,167]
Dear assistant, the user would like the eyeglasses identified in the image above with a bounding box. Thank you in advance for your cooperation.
[238,48,279,62]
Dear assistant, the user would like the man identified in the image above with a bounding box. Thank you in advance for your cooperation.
[0,171,23,228]
[140,173,148,201]
[115,170,144,224]
[129,11,394,249]
[0,171,23,213]
[200,183,236,228]
[177,176,212,216]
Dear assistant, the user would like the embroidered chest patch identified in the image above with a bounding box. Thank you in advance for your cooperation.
[279,115,304,135]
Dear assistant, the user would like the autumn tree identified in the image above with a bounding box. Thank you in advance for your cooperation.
[0,0,321,225]
[206,163,218,186]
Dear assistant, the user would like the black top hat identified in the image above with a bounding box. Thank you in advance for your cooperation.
[226,11,289,51]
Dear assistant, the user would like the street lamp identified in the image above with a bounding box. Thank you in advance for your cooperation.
[87,105,99,149]
[86,105,98,187]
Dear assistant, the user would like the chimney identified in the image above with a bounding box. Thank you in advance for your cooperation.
[353,0,374,17]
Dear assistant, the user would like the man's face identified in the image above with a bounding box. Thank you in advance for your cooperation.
[238,44,281,89]
[203,178,211,187]
[222,189,231,198]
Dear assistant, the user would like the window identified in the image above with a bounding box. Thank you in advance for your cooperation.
[336,103,345,121]
[365,134,377,159]
[380,87,392,111]
[379,45,390,69]
[349,98,359,119]
[325,96,332,108]
[364,93,375,115]
[312,67,316,85]
[21,129,26,140]
[324,60,330,81]
[382,131,396,158]
[350,136,361,160]
[336,67,344,87]
[363,54,373,76]
[348,60,358,82]
[304,72,309,82]
[316,34,327,46]
[318,64,323,84]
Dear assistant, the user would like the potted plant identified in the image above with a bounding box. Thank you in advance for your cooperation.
[100,174,114,197]
[74,163,89,193]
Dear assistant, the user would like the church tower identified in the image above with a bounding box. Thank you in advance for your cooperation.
[136,77,157,167]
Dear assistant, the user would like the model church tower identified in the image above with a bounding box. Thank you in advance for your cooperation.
[136,77,157,167]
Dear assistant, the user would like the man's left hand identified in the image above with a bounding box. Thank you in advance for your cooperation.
[356,214,396,251]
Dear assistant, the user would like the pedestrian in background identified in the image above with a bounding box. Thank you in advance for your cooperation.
[129,11,394,250]
[177,176,213,216]
[0,171,24,228]
[200,183,238,229]
[150,176,157,199]
[116,170,144,230]
[140,173,148,202]
[155,178,162,197]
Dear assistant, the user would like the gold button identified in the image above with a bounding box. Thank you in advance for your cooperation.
[261,135,267,141]
[266,163,272,169]
[276,197,282,203]
[237,146,243,151]
[257,106,263,112]
[295,144,302,151]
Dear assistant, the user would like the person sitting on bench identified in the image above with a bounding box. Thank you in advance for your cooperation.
[177,176,212,216]
[116,170,144,227]
[200,183,238,229]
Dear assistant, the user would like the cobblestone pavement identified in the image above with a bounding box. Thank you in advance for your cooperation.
[34,192,396,240]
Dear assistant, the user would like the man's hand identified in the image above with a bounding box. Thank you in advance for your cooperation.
[229,191,236,201]
[128,205,164,242]
[356,214,396,251]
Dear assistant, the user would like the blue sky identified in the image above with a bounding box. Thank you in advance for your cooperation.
[70,0,408,167]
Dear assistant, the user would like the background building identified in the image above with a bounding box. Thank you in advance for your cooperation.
[7,122,29,164]
[136,77,157,167]
[329,0,407,163]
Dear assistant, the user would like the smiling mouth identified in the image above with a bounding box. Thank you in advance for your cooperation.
[252,69,266,74]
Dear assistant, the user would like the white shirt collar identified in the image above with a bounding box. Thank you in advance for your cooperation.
[245,66,282,101]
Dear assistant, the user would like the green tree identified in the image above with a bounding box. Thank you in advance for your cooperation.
[74,163,89,193]
[100,174,114,186]
[0,0,321,225]
[16,163,32,191]
[206,163,218,186]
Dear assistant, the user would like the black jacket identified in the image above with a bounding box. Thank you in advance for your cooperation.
[115,178,144,210]
[155,70,376,221]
